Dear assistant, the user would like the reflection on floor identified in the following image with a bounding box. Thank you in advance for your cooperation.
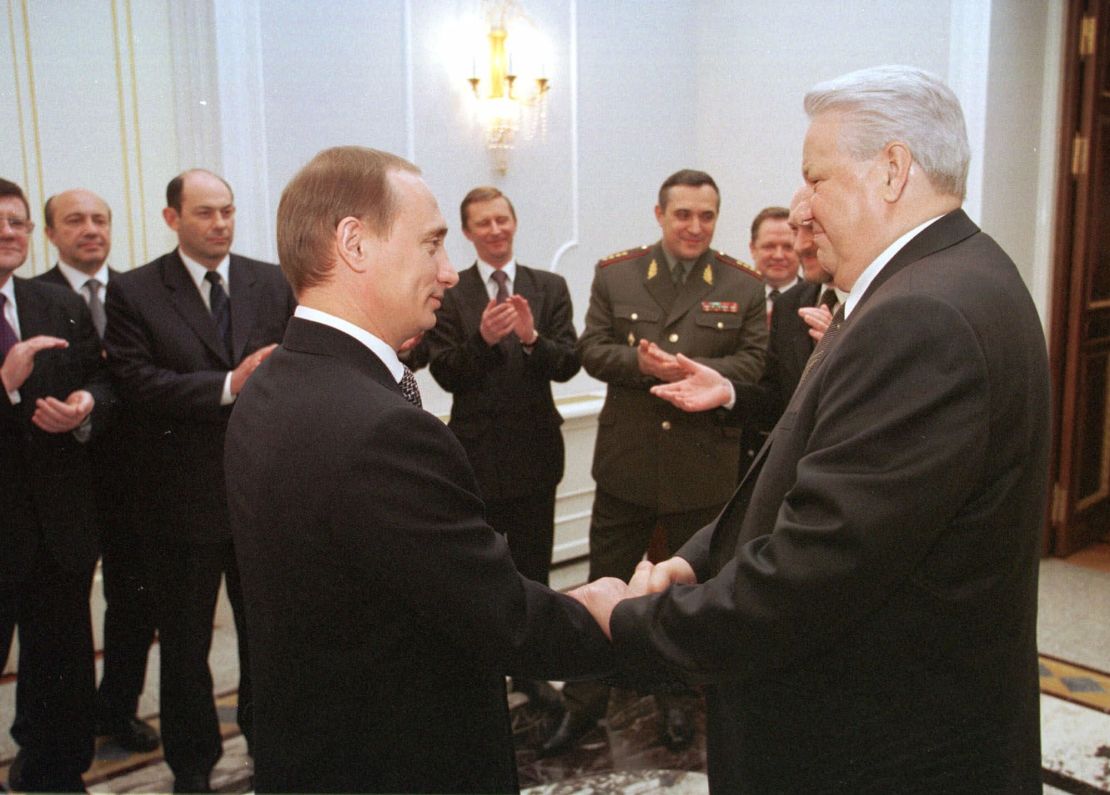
[0,546,1107,794]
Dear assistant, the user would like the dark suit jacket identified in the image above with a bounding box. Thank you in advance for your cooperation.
[36,266,136,514]
[104,251,295,544]
[736,280,820,470]
[611,211,1049,793]
[0,277,112,582]
[424,263,579,502]
[225,317,612,793]
[578,243,766,512]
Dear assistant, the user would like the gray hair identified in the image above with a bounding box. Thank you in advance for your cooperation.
[804,65,970,200]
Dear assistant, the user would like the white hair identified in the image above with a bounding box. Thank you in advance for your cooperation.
[804,65,970,200]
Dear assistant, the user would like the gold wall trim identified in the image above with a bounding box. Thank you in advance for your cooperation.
[110,0,137,271]
[19,0,45,272]
[6,0,30,201]
[125,0,148,264]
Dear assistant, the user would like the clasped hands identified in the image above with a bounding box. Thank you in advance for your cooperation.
[480,295,536,346]
[568,556,696,639]
[1,335,94,433]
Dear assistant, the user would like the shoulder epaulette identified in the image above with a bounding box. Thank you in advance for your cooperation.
[598,245,649,268]
[714,250,762,280]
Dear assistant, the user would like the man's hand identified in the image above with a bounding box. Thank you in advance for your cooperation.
[230,343,278,395]
[507,294,537,344]
[799,305,834,343]
[637,339,686,382]
[650,353,732,412]
[479,298,518,346]
[567,576,630,639]
[32,389,93,433]
[645,556,697,593]
[1,335,69,393]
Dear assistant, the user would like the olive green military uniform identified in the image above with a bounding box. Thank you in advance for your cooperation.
[562,241,765,726]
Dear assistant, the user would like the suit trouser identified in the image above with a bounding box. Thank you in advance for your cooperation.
[0,546,96,792]
[97,507,157,721]
[150,539,251,778]
[485,490,557,586]
[563,489,721,720]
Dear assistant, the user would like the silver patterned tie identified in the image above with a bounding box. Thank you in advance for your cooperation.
[399,365,422,408]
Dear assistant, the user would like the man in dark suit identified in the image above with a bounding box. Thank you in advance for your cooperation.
[36,188,160,753]
[425,187,578,714]
[749,205,800,323]
[225,146,612,794]
[574,65,1051,793]
[546,170,766,755]
[104,169,295,793]
[736,192,839,471]
[0,178,113,792]
[426,187,579,586]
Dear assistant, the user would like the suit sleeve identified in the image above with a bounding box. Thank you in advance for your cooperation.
[689,281,767,385]
[104,278,226,419]
[337,404,613,680]
[611,293,992,685]
[577,264,653,387]
[524,275,580,382]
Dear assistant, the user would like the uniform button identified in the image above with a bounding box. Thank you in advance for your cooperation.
[661,420,672,430]
[631,312,639,320]
[668,333,679,343]
[717,321,724,329]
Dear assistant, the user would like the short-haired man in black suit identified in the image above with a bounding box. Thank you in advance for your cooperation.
[36,188,160,754]
[105,170,295,793]
[0,178,113,792]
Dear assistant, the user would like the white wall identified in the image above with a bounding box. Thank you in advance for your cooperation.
[2,0,1062,410]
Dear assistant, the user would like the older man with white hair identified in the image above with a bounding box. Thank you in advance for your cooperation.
[574,65,1050,793]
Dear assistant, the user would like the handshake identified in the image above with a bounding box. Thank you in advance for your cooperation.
[566,556,697,639]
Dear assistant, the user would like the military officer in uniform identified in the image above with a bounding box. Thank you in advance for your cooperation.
[543,169,766,755]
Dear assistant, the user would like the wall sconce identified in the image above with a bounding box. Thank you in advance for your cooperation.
[466,4,550,174]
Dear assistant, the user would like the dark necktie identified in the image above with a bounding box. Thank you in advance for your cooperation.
[798,303,846,388]
[399,365,422,408]
[491,270,509,304]
[205,271,233,358]
[671,261,689,285]
[766,288,780,326]
[819,287,838,312]
[0,294,19,359]
[83,278,106,338]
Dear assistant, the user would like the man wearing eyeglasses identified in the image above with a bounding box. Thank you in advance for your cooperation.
[0,177,113,792]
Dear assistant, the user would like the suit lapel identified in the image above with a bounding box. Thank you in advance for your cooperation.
[454,265,489,336]
[13,277,52,338]
[643,243,679,315]
[229,255,258,364]
[664,249,713,328]
[163,251,231,366]
[513,264,546,324]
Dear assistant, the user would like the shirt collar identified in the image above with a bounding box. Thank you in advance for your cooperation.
[766,277,798,297]
[293,305,403,382]
[843,215,943,318]
[476,258,516,287]
[57,260,110,292]
[178,249,231,295]
[0,275,15,307]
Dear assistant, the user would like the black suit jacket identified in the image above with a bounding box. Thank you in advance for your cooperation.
[736,280,821,470]
[0,277,112,582]
[611,211,1049,793]
[36,266,136,512]
[424,263,579,501]
[104,251,295,544]
[225,317,612,793]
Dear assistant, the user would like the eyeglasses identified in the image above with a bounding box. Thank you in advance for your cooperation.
[0,216,34,234]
